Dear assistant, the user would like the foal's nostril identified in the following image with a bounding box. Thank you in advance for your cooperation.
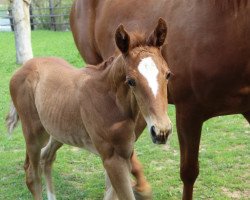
[150,126,156,136]
[150,126,157,143]
[150,125,172,144]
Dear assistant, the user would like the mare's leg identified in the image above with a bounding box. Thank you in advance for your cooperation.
[103,152,135,200]
[176,104,204,200]
[70,0,103,65]
[242,111,250,123]
[40,136,63,200]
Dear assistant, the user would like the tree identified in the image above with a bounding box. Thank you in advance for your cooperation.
[11,0,33,64]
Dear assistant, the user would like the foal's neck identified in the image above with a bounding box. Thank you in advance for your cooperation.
[106,55,126,89]
[104,55,140,121]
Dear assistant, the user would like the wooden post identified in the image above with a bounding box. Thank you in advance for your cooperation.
[12,0,33,64]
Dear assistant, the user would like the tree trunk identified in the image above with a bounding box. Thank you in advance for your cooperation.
[12,0,33,64]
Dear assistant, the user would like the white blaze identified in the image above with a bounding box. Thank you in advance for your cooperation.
[138,57,159,97]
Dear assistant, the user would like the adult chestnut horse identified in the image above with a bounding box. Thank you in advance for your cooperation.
[6,20,172,200]
[70,0,250,199]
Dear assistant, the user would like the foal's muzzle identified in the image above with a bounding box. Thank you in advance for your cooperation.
[150,125,172,144]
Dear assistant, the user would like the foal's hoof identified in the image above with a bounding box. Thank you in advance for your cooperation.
[133,186,152,200]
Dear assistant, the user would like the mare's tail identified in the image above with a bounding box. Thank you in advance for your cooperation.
[5,101,19,135]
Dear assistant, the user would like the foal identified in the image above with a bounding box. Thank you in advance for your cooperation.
[7,19,172,200]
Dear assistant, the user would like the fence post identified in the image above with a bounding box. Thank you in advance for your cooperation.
[8,7,14,31]
[49,0,56,31]
[30,4,34,30]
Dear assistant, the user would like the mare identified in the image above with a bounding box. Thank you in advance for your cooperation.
[70,0,250,199]
[6,20,172,200]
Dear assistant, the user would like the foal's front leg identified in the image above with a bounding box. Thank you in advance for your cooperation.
[105,151,152,200]
[132,114,152,199]
[131,152,152,200]
[103,171,118,200]
[103,150,135,200]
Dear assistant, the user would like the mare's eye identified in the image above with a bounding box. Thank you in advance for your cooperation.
[166,72,171,80]
[126,78,136,87]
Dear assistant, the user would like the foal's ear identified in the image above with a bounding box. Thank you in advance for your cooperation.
[115,24,130,55]
[147,18,167,47]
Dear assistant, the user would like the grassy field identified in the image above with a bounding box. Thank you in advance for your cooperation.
[0,31,249,200]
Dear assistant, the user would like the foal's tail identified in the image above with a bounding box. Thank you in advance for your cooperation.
[6,101,19,135]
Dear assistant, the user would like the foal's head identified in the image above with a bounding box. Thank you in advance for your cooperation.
[115,18,172,144]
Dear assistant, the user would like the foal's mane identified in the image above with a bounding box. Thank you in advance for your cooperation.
[128,32,148,50]
[91,31,151,89]
[96,31,149,70]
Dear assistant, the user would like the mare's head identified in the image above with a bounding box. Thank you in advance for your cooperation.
[115,18,172,144]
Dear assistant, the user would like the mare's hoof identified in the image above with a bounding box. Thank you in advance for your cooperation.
[133,186,152,200]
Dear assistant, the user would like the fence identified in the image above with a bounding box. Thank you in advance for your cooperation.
[0,4,71,31]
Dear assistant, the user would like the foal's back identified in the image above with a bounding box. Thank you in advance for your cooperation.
[10,57,93,149]
[10,57,80,109]
[10,57,78,94]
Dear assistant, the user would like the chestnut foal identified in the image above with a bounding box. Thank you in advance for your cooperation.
[7,20,172,200]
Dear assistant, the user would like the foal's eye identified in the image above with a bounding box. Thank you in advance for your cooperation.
[166,72,171,80]
[126,78,136,87]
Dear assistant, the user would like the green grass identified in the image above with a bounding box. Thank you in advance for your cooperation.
[0,31,249,200]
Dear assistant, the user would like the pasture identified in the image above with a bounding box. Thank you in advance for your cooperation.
[0,31,249,199]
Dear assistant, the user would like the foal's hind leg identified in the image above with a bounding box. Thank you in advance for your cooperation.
[22,124,48,200]
[40,136,63,200]
[16,101,49,199]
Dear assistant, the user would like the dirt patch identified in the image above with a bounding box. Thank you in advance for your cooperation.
[221,187,250,199]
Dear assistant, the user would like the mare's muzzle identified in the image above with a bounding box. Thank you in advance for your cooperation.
[150,125,172,144]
